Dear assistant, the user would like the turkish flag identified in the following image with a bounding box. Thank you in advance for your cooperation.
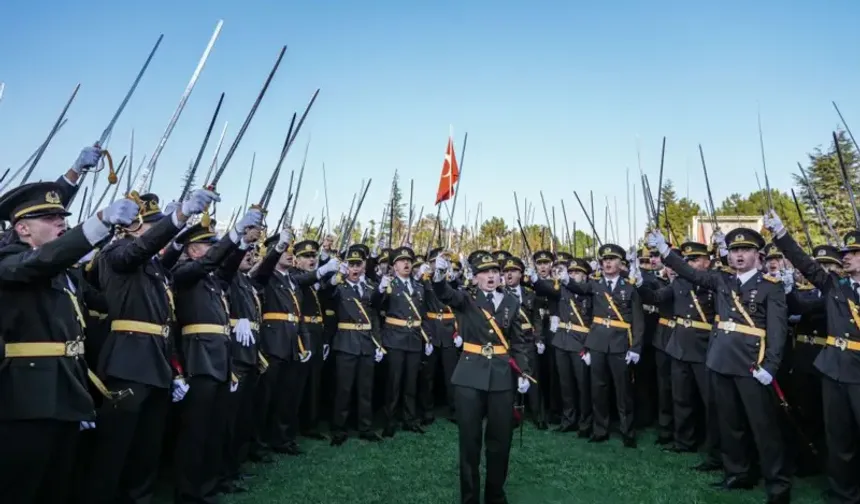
[435,136,459,205]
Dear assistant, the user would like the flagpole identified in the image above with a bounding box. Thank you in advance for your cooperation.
[447,131,468,250]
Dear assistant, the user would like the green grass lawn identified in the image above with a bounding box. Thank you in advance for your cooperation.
[198,421,825,504]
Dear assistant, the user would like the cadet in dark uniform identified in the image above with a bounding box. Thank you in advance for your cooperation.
[785,244,838,475]
[251,230,339,456]
[326,245,385,445]
[768,211,860,502]
[418,247,461,424]
[373,246,432,436]
[292,239,330,440]
[561,244,645,447]
[532,257,594,435]
[650,227,791,503]
[531,250,557,422]
[503,256,545,429]
[639,242,721,467]
[170,208,262,504]
[0,181,138,504]
[638,249,672,443]
[79,189,217,504]
[219,226,263,493]
[432,251,532,504]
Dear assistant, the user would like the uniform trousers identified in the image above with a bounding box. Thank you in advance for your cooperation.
[299,324,325,433]
[591,350,634,437]
[654,348,674,439]
[418,345,458,419]
[555,347,592,431]
[223,368,258,481]
[266,357,309,448]
[822,377,860,503]
[0,419,79,504]
[173,376,230,504]
[78,380,170,504]
[331,351,375,434]
[711,371,791,500]
[454,385,515,504]
[671,360,720,462]
[383,349,421,427]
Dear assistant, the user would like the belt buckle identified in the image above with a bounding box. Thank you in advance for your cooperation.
[222,326,231,336]
[602,318,612,328]
[681,319,692,328]
[722,321,736,332]
[161,326,170,338]
[481,343,494,359]
[835,337,848,351]
[65,340,84,357]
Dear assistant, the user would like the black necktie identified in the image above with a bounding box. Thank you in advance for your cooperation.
[352,284,360,296]
[853,283,860,304]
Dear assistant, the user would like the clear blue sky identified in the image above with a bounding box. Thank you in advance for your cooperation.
[2,0,859,248]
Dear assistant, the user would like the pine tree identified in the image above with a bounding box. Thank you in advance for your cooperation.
[655,179,703,244]
[793,129,860,237]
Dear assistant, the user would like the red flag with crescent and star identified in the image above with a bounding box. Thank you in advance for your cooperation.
[435,136,459,205]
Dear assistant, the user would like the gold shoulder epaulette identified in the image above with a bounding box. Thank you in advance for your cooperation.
[795,283,814,291]
[763,274,781,284]
[627,277,636,285]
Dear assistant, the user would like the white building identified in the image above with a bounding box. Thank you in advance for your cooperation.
[689,215,764,244]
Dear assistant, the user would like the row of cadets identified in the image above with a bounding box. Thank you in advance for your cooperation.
[648,226,792,504]
[530,254,595,436]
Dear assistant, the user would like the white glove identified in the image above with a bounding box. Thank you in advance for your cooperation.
[424,342,434,356]
[234,209,263,235]
[317,258,340,278]
[230,381,239,393]
[172,378,190,402]
[764,210,785,237]
[752,366,773,386]
[181,189,220,216]
[323,344,330,361]
[646,230,669,256]
[339,262,349,275]
[379,275,392,293]
[453,334,463,347]
[464,266,474,281]
[435,256,450,272]
[517,376,530,394]
[79,421,96,431]
[449,270,461,281]
[557,267,570,285]
[276,227,292,251]
[536,341,546,355]
[712,231,728,256]
[625,247,637,265]
[374,347,384,363]
[549,315,560,333]
[633,268,644,287]
[581,351,591,366]
[162,200,178,217]
[300,350,313,363]
[100,198,140,226]
[418,263,431,276]
[73,145,102,174]
[589,260,599,272]
[232,318,255,347]
[526,267,538,284]
[625,350,640,365]
[781,269,795,294]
